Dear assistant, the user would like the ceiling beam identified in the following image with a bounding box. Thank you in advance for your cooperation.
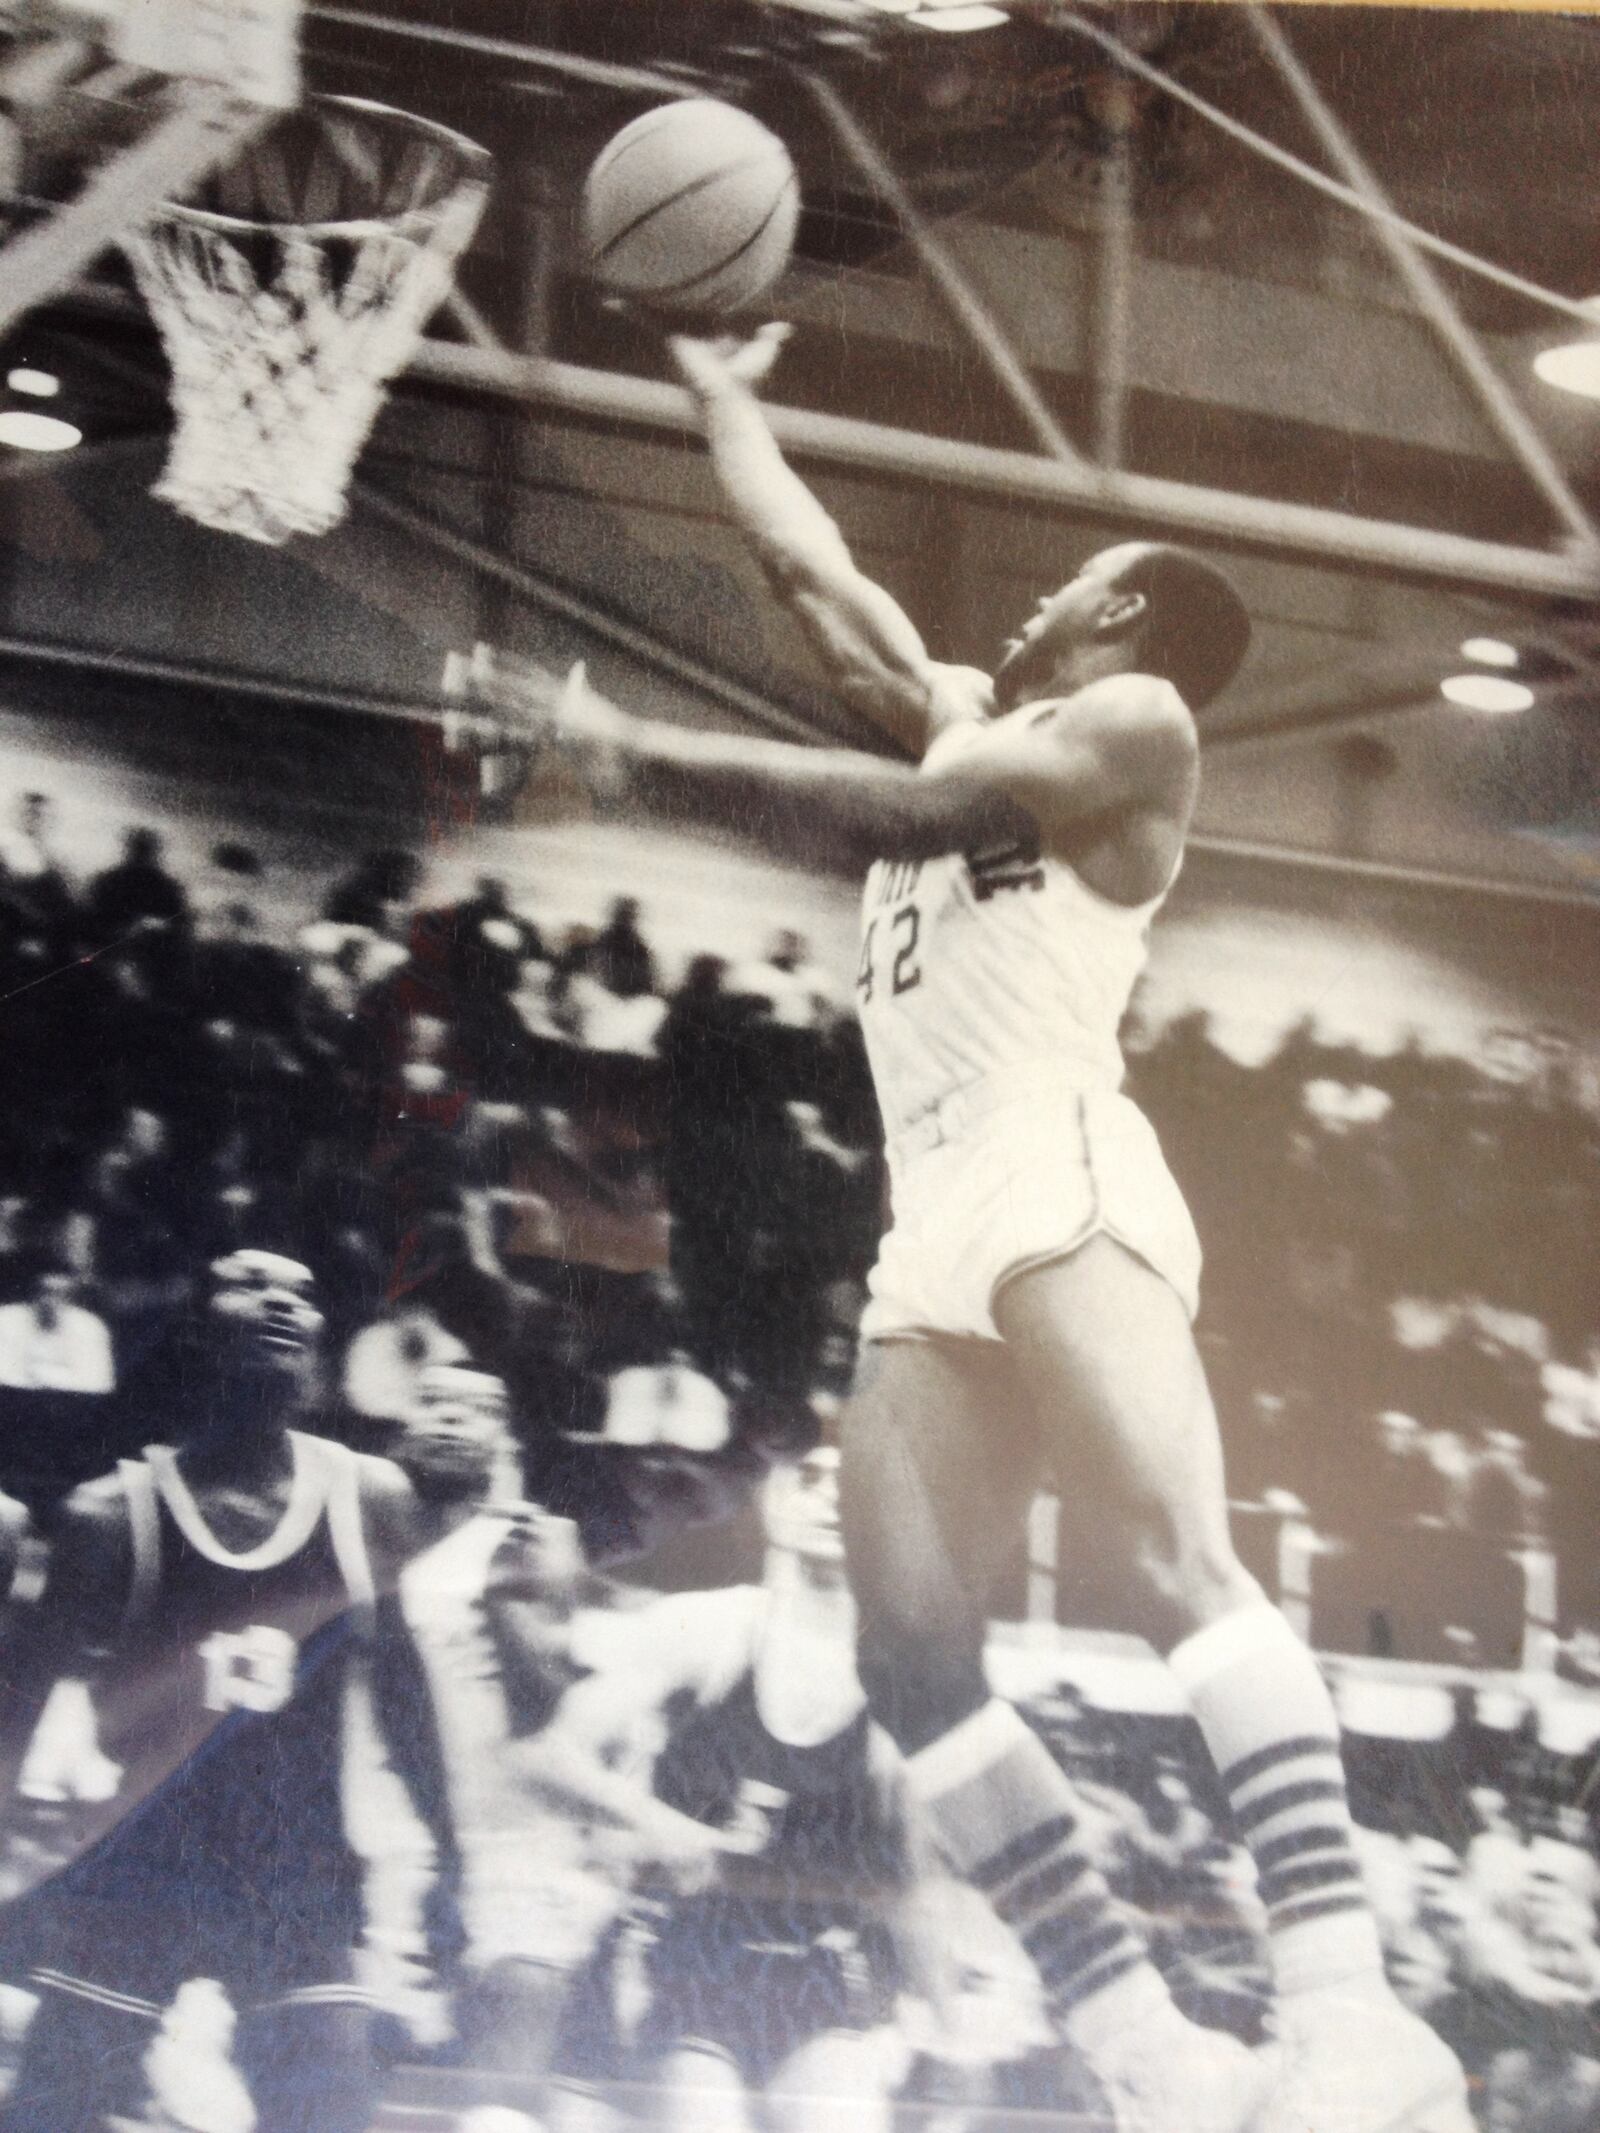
[400,339,1600,602]
[800,71,1090,467]
[1243,6,1600,561]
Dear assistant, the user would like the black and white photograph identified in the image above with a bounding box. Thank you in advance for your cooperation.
[0,3,1597,2129]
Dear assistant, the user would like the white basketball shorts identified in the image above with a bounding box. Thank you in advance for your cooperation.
[859,1081,1202,1344]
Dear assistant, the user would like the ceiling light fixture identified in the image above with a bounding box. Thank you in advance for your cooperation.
[7,366,60,398]
[0,410,82,451]
[1440,674,1534,713]
[1533,298,1600,400]
[907,6,1009,26]
[1458,637,1519,668]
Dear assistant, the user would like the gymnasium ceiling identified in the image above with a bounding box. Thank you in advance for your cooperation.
[3,1,1600,899]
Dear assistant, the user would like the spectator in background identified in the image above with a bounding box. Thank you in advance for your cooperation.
[195,901,298,1039]
[322,847,422,936]
[450,874,543,964]
[728,927,841,1031]
[0,791,59,886]
[0,1258,116,1510]
[0,791,74,939]
[595,1324,732,1456]
[1466,1787,1531,1921]
[589,895,655,1000]
[1483,2043,1600,2133]
[85,826,188,943]
[0,1264,113,1394]
[1454,1425,1547,1550]
[565,962,665,1058]
[299,923,408,1056]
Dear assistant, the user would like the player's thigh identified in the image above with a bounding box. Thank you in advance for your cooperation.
[992,1239,1253,1613]
[459,1955,572,2076]
[766,2030,893,2133]
[839,1336,1041,1645]
[654,2043,755,2133]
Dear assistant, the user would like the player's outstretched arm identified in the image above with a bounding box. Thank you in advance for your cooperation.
[672,329,983,755]
[525,663,1189,872]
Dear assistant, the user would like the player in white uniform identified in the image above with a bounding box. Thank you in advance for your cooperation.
[384,1362,623,2119]
[462,325,1471,2133]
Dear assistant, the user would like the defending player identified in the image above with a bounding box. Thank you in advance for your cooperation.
[520,1448,937,2133]
[0,1248,438,2133]
[463,325,1472,2133]
[382,1360,627,2119]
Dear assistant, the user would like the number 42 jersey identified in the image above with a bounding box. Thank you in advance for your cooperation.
[857,694,1181,1151]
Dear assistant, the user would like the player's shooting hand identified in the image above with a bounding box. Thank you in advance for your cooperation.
[446,646,634,809]
[669,321,791,397]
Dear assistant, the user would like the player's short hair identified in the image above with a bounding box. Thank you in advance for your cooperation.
[1111,545,1251,711]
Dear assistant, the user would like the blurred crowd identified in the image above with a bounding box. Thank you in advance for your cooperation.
[0,792,879,1543]
[1130,1013,1600,1666]
[2,786,1598,1643]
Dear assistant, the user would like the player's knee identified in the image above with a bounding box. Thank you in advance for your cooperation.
[1121,1520,1260,1653]
[855,1621,987,1755]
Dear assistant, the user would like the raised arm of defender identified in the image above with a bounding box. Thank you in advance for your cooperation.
[671,329,987,754]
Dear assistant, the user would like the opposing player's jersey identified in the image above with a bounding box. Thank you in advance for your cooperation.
[857,688,1182,1142]
[67,1433,386,1868]
[651,1608,907,1929]
[5,1433,435,2008]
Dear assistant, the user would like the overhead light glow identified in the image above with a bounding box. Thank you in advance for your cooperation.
[1459,637,1519,669]
[0,410,81,451]
[1533,299,1600,400]
[1440,674,1534,714]
[7,367,60,398]
[907,5,1009,25]
[1533,340,1600,400]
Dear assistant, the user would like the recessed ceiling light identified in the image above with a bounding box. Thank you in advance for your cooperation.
[0,410,81,451]
[1458,637,1519,669]
[1533,342,1600,399]
[7,367,60,399]
[1533,301,1600,400]
[1440,674,1535,713]
[908,5,1009,27]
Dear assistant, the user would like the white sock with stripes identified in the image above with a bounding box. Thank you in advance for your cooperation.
[1169,1604,1383,1998]
[905,1698,1173,2049]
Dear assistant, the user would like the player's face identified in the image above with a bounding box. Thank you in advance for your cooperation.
[208,1252,323,1380]
[993,543,1152,710]
[401,1368,513,1494]
[764,1446,844,1563]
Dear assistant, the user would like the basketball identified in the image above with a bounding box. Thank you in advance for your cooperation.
[580,99,800,314]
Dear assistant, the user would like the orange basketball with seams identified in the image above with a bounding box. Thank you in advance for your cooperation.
[580,99,800,314]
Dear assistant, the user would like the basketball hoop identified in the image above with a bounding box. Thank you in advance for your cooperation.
[121,95,491,543]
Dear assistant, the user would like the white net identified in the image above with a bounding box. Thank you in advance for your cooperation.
[121,97,490,543]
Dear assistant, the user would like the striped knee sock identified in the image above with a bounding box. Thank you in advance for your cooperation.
[906,1699,1170,2048]
[1169,1605,1383,1997]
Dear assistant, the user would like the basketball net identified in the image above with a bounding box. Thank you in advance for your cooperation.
[122,97,490,543]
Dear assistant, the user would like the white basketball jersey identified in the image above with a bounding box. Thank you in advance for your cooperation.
[857,711,1174,1141]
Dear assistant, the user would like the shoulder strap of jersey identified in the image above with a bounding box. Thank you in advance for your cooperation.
[316,1437,377,1612]
[117,1456,162,1635]
[144,1434,327,1570]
